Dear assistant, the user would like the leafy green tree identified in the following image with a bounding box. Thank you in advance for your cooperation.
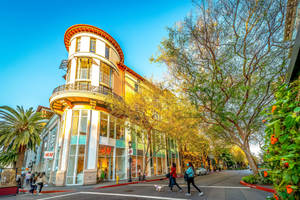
[0,106,45,173]
[153,0,294,174]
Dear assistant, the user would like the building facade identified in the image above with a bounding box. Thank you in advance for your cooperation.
[26,24,180,186]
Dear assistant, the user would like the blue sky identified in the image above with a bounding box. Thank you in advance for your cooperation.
[0,0,193,108]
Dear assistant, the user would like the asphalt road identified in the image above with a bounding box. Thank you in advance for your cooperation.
[3,170,272,200]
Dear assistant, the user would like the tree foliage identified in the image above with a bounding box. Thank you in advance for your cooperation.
[0,106,45,170]
[153,0,293,174]
[0,150,18,168]
[107,81,206,174]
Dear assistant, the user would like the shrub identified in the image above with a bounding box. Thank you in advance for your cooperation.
[242,174,259,184]
[264,81,299,200]
[242,173,272,185]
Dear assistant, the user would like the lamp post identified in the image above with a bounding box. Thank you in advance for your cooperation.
[128,141,132,182]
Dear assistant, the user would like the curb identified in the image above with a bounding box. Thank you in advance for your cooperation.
[19,189,74,194]
[94,177,168,189]
[240,181,275,193]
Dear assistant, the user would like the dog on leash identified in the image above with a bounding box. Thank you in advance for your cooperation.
[154,184,164,192]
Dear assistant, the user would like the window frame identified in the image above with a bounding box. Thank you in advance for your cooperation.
[75,37,81,52]
[76,57,92,81]
[99,61,113,88]
[105,44,110,59]
[89,38,96,53]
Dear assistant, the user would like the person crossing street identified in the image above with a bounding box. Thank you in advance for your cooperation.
[169,163,183,192]
[185,162,204,197]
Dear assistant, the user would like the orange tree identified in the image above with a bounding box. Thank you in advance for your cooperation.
[264,80,299,200]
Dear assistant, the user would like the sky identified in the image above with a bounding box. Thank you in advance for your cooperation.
[0,0,193,109]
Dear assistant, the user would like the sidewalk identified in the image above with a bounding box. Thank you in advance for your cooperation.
[19,175,167,193]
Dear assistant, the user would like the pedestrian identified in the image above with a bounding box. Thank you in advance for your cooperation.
[29,173,37,194]
[138,166,142,181]
[185,162,204,197]
[20,172,25,188]
[25,171,31,186]
[36,172,47,195]
[169,163,182,192]
[16,174,22,193]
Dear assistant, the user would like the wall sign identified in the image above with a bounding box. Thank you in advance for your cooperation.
[99,146,112,155]
[44,151,54,159]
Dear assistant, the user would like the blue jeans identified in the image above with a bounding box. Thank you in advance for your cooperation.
[170,177,182,191]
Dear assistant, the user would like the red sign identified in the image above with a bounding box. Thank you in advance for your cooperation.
[99,146,112,155]
[44,151,54,159]
[128,148,133,156]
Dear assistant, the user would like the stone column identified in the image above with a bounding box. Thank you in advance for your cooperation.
[83,110,99,185]
[56,109,72,186]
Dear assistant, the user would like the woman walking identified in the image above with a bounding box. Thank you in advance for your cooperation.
[36,172,47,195]
[29,173,37,194]
[185,162,204,196]
[169,163,183,192]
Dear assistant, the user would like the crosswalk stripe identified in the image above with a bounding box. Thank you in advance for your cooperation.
[131,184,250,189]
[79,191,188,200]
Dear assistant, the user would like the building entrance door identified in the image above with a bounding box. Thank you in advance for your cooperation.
[97,145,113,182]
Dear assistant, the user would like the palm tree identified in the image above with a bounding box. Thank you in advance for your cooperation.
[0,150,18,168]
[0,106,45,173]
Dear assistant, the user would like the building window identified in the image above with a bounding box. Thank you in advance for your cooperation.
[66,67,71,83]
[90,38,96,53]
[76,58,92,80]
[66,110,89,185]
[109,116,115,139]
[116,119,124,140]
[76,37,81,52]
[105,44,110,59]
[100,112,108,137]
[75,81,91,91]
[134,83,139,92]
[100,62,112,87]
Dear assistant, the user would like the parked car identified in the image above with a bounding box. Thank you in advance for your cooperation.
[195,168,208,176]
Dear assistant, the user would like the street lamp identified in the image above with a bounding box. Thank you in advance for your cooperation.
[128,141,132,182]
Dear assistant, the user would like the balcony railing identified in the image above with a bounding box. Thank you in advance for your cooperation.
[52,83,121,100]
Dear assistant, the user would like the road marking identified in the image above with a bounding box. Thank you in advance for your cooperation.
[79,191,188,200]
[132,184,250,189]
[37,192,81,200]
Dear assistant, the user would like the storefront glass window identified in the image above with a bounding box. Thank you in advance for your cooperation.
[157,157,162,175]
[109,116,115,139]
[116,120,124,140]
[66,110,88,185]
[100,113,108,137]
[131,157,137,178]
[115,148,125,180]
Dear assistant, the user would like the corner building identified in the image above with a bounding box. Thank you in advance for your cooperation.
[45,24,181,186]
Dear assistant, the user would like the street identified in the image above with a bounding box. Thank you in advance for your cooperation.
[4,170,271,200]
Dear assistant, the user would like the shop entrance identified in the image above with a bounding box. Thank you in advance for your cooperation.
[97,145,113,182]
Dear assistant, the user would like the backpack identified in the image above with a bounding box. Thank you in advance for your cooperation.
[186,167,195,178]
[166,173,170,178]
[184,172,188,181]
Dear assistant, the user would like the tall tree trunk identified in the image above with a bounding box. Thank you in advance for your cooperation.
[16,151,25,175]
[241,143,258,174]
